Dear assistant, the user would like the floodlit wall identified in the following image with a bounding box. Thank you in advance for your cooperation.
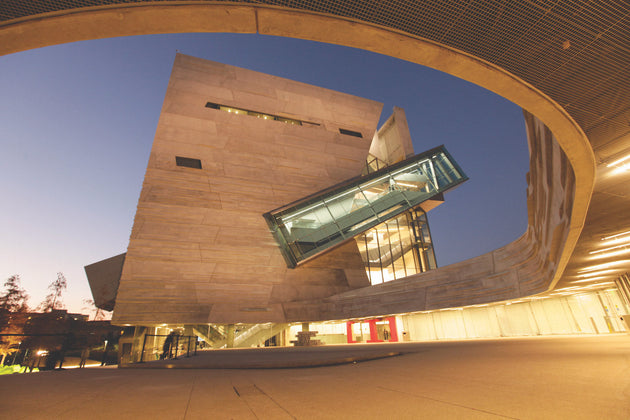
[289,322,347,345]
[369,107,414,165]
[401,289,629,340]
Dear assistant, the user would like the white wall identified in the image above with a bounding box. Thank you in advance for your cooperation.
[401,289,629,340]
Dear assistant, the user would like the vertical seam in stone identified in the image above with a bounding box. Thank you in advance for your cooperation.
[255,8,259,34]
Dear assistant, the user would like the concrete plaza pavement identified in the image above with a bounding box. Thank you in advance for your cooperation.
[1,334,629,419]
[122,343,409,369]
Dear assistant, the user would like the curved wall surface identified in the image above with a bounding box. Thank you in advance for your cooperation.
[3,1,627,322]
[283,111,576,320]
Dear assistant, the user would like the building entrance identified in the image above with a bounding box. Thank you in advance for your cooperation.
[346,317,399,343]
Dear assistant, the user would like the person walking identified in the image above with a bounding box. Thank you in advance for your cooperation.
[79,348,89,368]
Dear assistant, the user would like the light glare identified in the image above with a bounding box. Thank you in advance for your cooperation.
[589,248,630,260]
[578,260,630,273]
[607,154,630,168]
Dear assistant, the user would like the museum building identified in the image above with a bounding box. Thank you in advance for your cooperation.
[86,54,629,355]
[84,54,470,346]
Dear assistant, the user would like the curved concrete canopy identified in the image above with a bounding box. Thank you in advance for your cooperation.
[3,2,623,314]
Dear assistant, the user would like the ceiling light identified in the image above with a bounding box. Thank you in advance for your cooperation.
[578,260,630,273]
[607,154,630,168]
[590,244,630,254]
[590,248,630,260]
[610,163,630,175]
[554,286,583,292]
[588,282,615,288]
[602,235,630,248]
[577,269,618,278]
[571,277,609,283]
[602,230,630,241]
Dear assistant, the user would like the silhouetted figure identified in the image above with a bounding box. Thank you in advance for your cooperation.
[79,348,89,368]
[101,332,114,366]
[161,331,176,360]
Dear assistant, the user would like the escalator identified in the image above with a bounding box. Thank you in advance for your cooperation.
[264,145,467,268]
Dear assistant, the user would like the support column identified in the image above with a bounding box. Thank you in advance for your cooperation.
[226,324,235,348]
[131,326,147,363]
[387,317,399,342]
[346,321,355,343]
[301,322,309,332]
[367,319,380,342]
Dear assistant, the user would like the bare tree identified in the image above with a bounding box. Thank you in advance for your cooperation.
[0,275,29,364]
[0,275,29,314]
[81,299,108,321]
[38,272,68,312]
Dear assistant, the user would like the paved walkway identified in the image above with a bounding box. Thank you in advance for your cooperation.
[123,343,409,369]
[2,335,629,419]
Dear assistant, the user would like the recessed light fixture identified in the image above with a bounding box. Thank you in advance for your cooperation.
[590,244,630,255]
[578,260,630,273]
[571,277,609,283]
[606,154,630,174]
[601,230,630,243]
[577,269,617,278]
[590,248,630,260]
[607,154,630,168]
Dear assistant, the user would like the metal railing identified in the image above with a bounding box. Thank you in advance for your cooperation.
[138,334,197,363]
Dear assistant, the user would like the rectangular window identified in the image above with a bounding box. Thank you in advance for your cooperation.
[205,101,319,127]
[175,156,202,169]
[339,128,363,138]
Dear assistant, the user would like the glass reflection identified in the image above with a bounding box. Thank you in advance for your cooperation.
[264,146,466,268]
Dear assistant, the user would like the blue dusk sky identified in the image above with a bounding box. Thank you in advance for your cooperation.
[0,33,528,314]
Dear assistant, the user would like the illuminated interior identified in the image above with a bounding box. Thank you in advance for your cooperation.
[355,208,436,284]
[264,146,466,267]
[205,101,317,126]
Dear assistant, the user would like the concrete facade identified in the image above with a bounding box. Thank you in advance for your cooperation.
[369,106,415,166]
[113,54,382,325]
[84,253,125,311]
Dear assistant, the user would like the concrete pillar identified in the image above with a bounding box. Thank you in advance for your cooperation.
[346,322,355,343]
[301,322,309,332]
[226,324,235,348]
[132,326,147,363]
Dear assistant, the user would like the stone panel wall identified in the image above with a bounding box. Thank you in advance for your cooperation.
[113,54,381,325]
[369,106,415,165]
